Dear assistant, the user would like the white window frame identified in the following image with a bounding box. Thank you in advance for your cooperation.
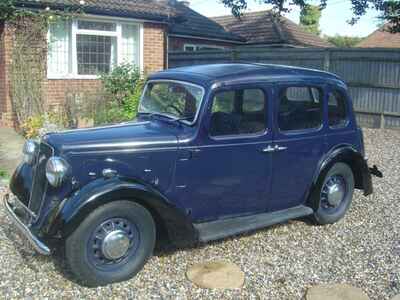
[183,43,225,52]
[47,17,144,80]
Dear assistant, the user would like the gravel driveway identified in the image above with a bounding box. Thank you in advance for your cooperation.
[0,128,399,299]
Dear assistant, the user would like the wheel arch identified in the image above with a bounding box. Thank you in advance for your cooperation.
[47,177,197,247]
[307,145,373,210]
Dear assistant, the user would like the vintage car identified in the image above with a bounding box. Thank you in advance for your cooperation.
[4,63,382,286]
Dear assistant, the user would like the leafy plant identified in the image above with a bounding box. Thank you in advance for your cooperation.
[220,0,400,33]
[100,64,141,105]
[1,0,82,130]
[21,115,45,139]
[95,64,145,125]
[300,4,322,35]
[326,35,364,48]
[0,169,9,180]
[20,112,66,138]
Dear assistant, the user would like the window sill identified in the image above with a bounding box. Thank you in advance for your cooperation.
[47,74,100,80]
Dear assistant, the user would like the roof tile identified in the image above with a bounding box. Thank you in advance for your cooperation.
[212,10,333,47]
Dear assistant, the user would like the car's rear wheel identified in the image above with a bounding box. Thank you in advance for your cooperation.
[312,162,355,225]
[65,201,156,287]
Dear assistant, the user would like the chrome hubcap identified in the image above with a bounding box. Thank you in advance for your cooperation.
[88,217,139,268]
[101,230,131,260]
[321,175,347,209]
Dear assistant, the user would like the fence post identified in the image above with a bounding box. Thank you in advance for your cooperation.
[380,113,385,129]
[231,48,239,61]
[323,49,331,72]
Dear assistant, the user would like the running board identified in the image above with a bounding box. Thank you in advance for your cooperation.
[194,205,314,243]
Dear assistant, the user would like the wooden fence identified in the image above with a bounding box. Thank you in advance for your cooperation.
[169,47,400,129]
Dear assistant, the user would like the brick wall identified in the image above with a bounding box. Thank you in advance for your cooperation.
[0,23,14,127]
[43,79,103,108]
[143,23,166,73]
[0,20,167,128]
[169,36,237,52]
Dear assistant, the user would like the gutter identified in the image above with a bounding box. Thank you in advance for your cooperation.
[168,33,245,44]
[14,2,171,24]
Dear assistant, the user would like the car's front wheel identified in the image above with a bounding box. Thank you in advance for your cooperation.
[312,162,355,225]
[65,200,156,287]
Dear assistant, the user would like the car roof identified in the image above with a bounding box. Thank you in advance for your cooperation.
[149,63,345,88]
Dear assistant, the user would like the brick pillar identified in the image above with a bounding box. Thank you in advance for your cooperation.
[143,23,166,75]
[0,22,16,128]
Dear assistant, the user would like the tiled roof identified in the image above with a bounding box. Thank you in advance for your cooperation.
[357,24,400,48]
[15,0,243,42]
[212,10,333,47]
[15,0,176,22]
[169,2,244,42]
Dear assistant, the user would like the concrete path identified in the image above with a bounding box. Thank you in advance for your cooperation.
[0,127,24,177]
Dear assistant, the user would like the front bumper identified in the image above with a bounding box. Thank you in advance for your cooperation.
[3,193,51,255]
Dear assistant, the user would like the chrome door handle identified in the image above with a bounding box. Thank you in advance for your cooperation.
[261,145,276,153]
[275,145,288,152]
[260,145,288,153]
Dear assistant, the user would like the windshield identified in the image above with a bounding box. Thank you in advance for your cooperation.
[139,80,205,124]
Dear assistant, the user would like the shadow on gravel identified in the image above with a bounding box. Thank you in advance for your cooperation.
[153,220,301,258]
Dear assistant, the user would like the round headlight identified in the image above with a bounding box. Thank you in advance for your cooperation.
[23,140,37,164]
[45,157,71,187]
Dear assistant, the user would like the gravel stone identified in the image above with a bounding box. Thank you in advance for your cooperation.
[186,261,245,289]
[0,128,399,299]
[306,284,369,300]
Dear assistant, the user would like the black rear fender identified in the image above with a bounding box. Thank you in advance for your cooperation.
[307,146,373,210]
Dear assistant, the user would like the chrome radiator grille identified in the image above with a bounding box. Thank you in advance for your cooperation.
[28,142,53,216]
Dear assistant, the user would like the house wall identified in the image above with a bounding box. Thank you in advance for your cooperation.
[0,23,14,127]
[144,23,167,73]
[0,21,167,128]
[169,36,237,52]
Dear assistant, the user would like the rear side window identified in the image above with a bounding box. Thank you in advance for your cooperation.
[210,88,266,137]
[328,90,348,127]
[278,86,323,132]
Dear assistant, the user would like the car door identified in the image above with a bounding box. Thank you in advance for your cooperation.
[269,83,327,212]
[175,84,273,222]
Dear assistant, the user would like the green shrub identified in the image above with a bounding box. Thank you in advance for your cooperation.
[96,64,145,125]
[21,115,45,138]
[0,169,9,179]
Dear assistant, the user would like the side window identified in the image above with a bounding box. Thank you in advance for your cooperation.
[243,89,265,112]
[212,91,235,113]
[328,90,348,127]
[278,86,323,132]
[210,88,266,137]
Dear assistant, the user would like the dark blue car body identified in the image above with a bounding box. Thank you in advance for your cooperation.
[6,63,377,253]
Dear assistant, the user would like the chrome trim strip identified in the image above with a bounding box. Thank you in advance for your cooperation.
[63,139,174,151]
[46,121,151,135]
[3,194,51,255]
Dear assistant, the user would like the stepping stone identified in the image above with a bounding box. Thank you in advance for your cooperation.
[391,295,400,300]
[186,261,244,289]
[307,284,369,300]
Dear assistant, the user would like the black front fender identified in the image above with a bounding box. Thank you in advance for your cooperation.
[46,177,197,246]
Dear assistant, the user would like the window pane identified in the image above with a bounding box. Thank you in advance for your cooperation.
[78,20,116,31]
[48,20,70,75]
[243,89,265,112]
[140,81,204,123]
[210,89,266,137]
[278,86,322,131]
[77,34,117,75]
[121,24,140,66]
[212,91,234,113]
[328,90,348,127]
